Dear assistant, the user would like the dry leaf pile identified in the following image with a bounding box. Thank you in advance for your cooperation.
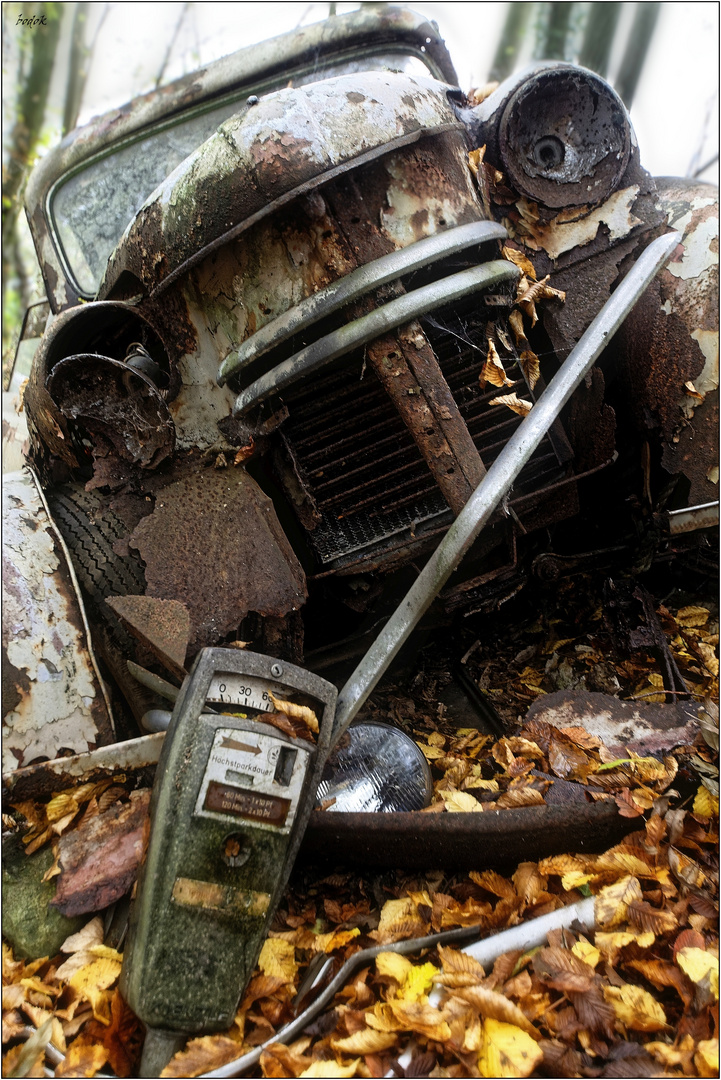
[3,579,717,1077]
[5,797,717,1078]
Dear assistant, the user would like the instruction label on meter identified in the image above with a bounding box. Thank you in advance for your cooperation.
[194,726,311,833]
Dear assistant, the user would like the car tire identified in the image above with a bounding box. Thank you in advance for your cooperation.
[45,483,146,607]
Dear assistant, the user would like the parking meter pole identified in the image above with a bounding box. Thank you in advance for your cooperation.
[332,230,681,745]
[140,1029,186,1078]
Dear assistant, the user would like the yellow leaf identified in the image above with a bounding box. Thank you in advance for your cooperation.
[365,1002,404,1033]
[603,984,667,1031]
[311,928,360,954]
[299,1059,360,1077]
[695,1039,720,1078]
[400,962,438,1002]
[376,952,412,984]
[596,850,655,878]
[676,606,709,627]
[258,938,297,983]
[595,875,643,928]
[268,692,318,733]
[68,958,121,1025]
[502,246,537,279]
[572,941,600,968]
[88,945,123,963]
[418,743,445,761]
[561,869,595,891]
[677,948,719,1000]
[694,785,719,818]
[538,854,587,877]
[443,790,484,813]
[464,778,500,792]
[595,931,636,964]
[376,898,415,935]
[644,1041,686,1068]
[331,1028,397,1054]
[468,146,486,177]
[478,1018,543,1078]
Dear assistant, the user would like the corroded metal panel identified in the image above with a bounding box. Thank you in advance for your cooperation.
[127,468,307,654]
[616,181,719,504]
[100,72,464,297]
[2,468,114,771]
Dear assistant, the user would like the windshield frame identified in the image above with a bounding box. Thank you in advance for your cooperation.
[24,6,458,312]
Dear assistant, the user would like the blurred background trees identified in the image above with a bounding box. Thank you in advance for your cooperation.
[2,1,718,386]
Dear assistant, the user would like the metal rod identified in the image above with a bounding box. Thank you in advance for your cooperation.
[232,260,519,414]
[667,501,719,535]
[332,231,680,743]
[218,221,507,384]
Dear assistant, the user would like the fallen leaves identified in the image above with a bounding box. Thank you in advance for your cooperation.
[478,1017,543,1077]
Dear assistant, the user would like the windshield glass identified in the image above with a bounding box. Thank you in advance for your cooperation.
[50,53,432,297]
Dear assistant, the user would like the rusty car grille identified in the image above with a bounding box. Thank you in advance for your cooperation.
[279,355,448,563]
[278,316,571,568]
[228,223,574,569]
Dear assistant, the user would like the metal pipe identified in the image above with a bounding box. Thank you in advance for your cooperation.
[218,220,507,384]
[232,260,519,414]
[332,230,681,743]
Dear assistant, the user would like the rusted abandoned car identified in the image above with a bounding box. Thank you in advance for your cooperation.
[5,4,718,767]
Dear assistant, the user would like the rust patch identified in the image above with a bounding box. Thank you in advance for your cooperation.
[128,468,307,654]
[615,277,706,443]
[525,690,701,757]
[105,595,190,678]
[51,789,151,917]
[566,367,616,471]
[47,354,175,469]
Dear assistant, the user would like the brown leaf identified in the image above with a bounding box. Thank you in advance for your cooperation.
[161,1035,243,1077]
[488,392,532,417]
[548,738,589,778]
[496,787,545,808]
[627,900,677,936]
[512,863,547,906]
[668,846,708,890]
[55,1036,109,1078]
[437,944,486,981]
[101,991,143,1078]
[452,985,539,1038]
[567,986,616,1038]
[673,928,706,957]
[533,946,595,994]
[387,999,452,1041]
[480,339,513,388]
[331,1028,397,1054]
[626,959,694,1006]
[518,349,540,391]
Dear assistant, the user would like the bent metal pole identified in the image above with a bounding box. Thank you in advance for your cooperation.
[333,230,681,743]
